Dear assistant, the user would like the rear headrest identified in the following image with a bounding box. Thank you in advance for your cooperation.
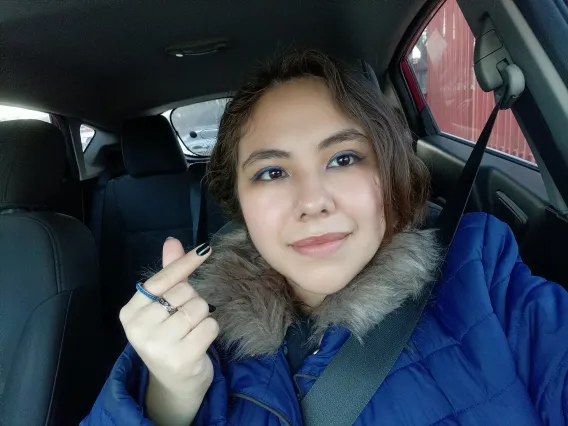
[0,119,66,209]
[360,60,382,92]
[121,115,188,178]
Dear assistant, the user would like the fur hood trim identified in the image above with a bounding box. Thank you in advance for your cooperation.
[192,227,441,359]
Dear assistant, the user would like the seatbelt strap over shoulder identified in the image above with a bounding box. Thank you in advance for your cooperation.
[300,87,512,426]
[435,99,502,247]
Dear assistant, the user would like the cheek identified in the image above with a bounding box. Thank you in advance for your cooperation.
[333,170,385,227]
[237,181,292,249]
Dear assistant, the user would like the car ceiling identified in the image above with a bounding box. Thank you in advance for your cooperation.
[0,0,427,130]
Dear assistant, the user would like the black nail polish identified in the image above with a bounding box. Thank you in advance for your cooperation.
[208,304,217,313]
[196,243,211,256]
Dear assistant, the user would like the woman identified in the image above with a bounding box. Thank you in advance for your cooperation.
[82,50,568,425]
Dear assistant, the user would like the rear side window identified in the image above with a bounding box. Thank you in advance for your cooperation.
[80,124,95,151]
[0,105,50,123]
[407,0,535,164]
[168,98,229,156]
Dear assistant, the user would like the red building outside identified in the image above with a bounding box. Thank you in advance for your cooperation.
[410,0,534,163]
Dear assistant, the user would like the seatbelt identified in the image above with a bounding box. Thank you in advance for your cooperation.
[190,167,208,248]
[434,100,503,247]
[300,90,510,426]
[198,176,208,245]
[190,176,202,248]
[89,169,114,247]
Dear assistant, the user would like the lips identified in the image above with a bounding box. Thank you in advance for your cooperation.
[290,232,351,257]
[291,233,350,247]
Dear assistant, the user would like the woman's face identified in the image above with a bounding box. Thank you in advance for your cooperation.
[236,77,386,307]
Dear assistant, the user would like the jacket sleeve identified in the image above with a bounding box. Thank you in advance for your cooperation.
[191,348,229,426]
[80,344,228,426]
[484,214,568,425]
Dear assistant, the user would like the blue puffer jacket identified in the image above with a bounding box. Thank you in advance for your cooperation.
[82,213,568,425]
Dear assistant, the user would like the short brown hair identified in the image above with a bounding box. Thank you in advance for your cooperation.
[208,50,430,239]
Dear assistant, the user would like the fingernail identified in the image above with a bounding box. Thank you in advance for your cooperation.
[208,304,217,313]
[196,243,211,256]
[166,236,175,241]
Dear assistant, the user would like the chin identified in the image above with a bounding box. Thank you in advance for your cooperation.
[290,266,354,297]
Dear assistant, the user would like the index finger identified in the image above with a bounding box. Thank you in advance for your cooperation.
[131,243,211,308]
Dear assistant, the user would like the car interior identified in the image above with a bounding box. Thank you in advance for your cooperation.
[0,0,567,425]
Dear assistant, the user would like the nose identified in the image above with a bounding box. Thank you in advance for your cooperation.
[293,172,336,221]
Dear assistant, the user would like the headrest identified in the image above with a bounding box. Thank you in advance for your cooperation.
[359,60,382,92]
[121,115,188,178]
[0,120,66,209]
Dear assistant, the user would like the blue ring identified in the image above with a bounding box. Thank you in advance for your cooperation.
[136,282,159,302]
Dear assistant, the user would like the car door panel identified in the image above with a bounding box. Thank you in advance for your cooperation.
[417,134,567,288]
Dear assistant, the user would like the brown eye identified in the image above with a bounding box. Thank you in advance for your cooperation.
[328,152,363,168]
[252,167,289,181]
[336,154,352,167]
[269,169,283,179]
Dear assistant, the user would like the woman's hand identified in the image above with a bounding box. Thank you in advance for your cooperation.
[119,238,218,425]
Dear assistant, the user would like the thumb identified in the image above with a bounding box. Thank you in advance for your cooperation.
[162,237,186,268]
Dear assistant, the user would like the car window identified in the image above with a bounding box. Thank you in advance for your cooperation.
[80,124,95,151]
[408,0,535,164]
[167,98,229,156]
[0,105,50,124]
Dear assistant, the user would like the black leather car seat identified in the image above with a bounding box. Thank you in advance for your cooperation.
[0,120,104,426]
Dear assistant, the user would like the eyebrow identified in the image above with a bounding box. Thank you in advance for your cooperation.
[317,128,368,150]
[241,128,368,170]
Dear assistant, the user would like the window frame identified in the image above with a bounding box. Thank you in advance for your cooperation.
[436,128,540,171]
[166,109,194,157]
[398,0,539,172]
